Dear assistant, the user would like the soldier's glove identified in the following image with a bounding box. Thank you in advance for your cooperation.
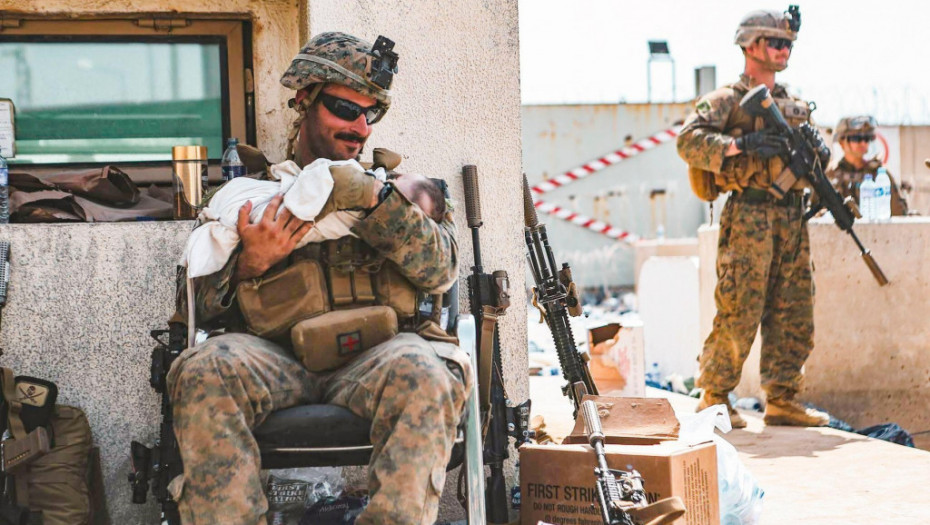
[734,129,790,160]
[330,164,378,211]
[798,123,831,167]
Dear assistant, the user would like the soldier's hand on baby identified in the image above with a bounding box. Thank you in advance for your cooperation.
[235,194,313,280]
[330,165,383,210]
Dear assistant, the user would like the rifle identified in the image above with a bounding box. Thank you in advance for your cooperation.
[581,400,685,525]
[739,84,889,286]
[462,166,532,523]
[129,272,185,525]
[522,175,597,417]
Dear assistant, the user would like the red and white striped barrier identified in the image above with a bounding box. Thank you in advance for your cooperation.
[534,199,639,244]
[531,125,682,195]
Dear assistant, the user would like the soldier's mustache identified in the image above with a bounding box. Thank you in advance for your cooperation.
[335,133,366,144]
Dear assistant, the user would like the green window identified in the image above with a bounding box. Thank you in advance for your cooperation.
[1,40,225,165]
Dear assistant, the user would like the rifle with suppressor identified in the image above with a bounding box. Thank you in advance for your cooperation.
[522,175,597,417]
[128,269,185,525]
[581,400,685,525]
[462,166,532,523]
[739,84,889,286]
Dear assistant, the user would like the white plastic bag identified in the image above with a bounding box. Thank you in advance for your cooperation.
[678,405,764,525]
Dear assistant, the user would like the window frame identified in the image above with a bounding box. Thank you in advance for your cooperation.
[0,15,254,183]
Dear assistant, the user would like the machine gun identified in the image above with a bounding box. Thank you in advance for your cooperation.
[462,166,532,523]
[739,84,889,286]
[522,175,597,416]
[581,400,685,525]
[128,305,185,525]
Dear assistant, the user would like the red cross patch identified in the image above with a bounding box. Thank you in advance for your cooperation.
[338,331,363,355]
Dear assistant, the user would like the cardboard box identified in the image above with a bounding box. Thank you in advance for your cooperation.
[520,396,718,525]
[587,322,645,397]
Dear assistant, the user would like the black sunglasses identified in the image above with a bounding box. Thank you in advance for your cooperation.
[846,134,875,143]
[317,92,387,125]
[763,37,793,51]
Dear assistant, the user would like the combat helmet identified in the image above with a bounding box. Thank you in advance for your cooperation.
[734,7,800,48]
[281,32,399,160]
[834,116,877,143]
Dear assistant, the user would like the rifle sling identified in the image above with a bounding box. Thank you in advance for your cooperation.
[627,496,687,525]
[478,305,499,420]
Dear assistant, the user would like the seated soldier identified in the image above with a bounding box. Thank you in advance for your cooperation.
[167,32,471,525]
[827,116,909,216]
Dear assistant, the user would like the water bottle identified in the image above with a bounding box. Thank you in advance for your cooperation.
[0,154,8,224]
[645,362,662,387]
[874,167,892,221]
[220,138,246,182]
[858,174,876,221]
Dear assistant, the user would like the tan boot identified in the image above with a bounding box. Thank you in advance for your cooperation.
[697,391,747,429]
[764,398,829,427]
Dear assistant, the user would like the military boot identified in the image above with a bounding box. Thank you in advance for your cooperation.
[696,391,746,429]
[764,397,829,427]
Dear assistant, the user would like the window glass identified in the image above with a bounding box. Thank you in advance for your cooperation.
[0,41,224,164]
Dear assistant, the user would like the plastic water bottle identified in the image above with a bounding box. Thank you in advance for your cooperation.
[859,174,876,221]
[645,362,662,387]
[220,138,246,182]
[874,167,892,221]
[0,154,8,224]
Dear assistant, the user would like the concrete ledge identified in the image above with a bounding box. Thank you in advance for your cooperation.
[0,222,190,523]
[699,218,930,445]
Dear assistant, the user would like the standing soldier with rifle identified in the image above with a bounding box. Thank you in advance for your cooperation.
[677,6,830,428]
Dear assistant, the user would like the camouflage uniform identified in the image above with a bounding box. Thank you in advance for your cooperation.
[827,116,908,216]
[827,157,908,216]
[166,32,472,525]
[677,73,815,403]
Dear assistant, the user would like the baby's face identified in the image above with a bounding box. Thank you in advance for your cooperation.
[392,172,436,218]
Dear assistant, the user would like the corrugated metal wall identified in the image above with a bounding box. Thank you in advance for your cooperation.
[522,102,700,287]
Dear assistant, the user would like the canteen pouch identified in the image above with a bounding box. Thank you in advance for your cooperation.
[291,306,398,372]
[687,166,720,202]
[237,259,330,339]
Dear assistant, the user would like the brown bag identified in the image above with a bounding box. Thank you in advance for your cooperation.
[687,166,720,201]
[236,259,331,339]
[0,367,108,525]
[291,306,398,372]
[26,405,108,525]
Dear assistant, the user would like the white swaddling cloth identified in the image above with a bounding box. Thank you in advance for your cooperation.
[182,158,382,278]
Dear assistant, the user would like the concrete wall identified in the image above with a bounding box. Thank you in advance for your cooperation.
[0,1,525,522]
[522,103,697,287]
[699,219,930,447]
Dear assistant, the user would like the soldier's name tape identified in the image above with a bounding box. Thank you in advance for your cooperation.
[531,125,682,195]
[534,199,638,244]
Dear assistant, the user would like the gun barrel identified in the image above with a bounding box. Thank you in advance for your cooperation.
[523,174,539,228]
[861,250,889,286]
[462,165,483,228]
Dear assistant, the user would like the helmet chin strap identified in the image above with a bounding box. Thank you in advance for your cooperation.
[286,83,324,162]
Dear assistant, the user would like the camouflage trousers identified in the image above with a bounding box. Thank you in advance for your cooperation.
[166,331,471,525]
[696,195,814,400]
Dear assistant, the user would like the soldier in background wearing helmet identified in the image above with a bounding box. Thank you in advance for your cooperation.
[166,33,470,524]
[677,7,830,428]
[827,116,909,216]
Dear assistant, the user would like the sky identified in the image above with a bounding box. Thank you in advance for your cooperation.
[519,0,930,126]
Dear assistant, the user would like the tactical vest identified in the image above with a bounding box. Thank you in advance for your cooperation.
[715,82,811,192]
